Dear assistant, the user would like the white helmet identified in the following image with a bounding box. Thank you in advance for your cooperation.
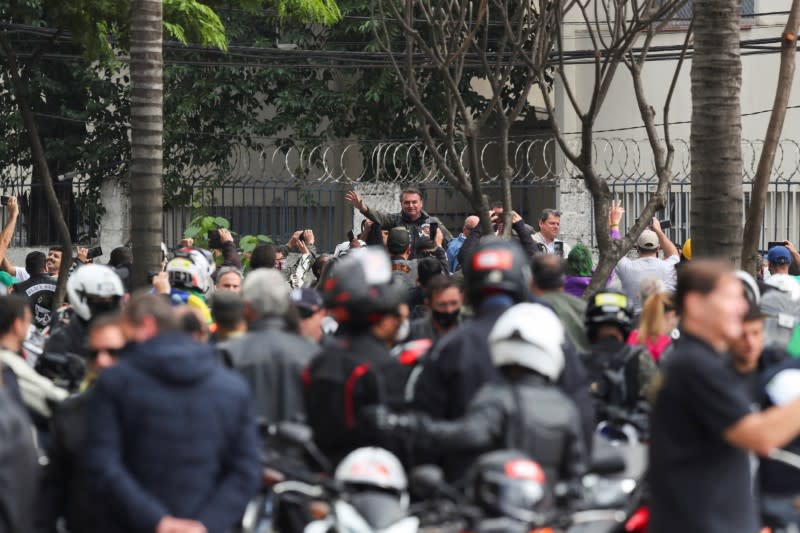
[489,303,565,381]
[765,368,800,405]
[765,273,800,302]
[67,264,125,321]
[335,447,408,493]
[736,270,761,305]
[167,248,215,295]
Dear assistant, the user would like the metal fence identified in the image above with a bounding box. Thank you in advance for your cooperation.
[165,138,800,253]
[4,137,800,253]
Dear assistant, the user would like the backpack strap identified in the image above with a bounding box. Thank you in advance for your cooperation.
[344,363,372,429]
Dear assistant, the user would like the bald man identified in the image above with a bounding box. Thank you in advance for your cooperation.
[447,215,480,272]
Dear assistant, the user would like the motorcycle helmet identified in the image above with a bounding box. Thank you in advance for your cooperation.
[466,450,549,523]
[167,247,215,296]
[585,290,634,341]
[765,367,800,406]
[736,270,760,306]
[462,238,531,307]
[66,264,125,321]
[334,447,408,492]
[489,303,565,381]
[322,248,407,328]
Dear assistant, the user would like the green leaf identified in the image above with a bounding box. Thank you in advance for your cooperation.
[213,216,231,229]
[184,225,202,238]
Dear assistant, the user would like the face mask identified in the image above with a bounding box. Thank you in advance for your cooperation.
[395,318,410,343]
[432,309,460,329]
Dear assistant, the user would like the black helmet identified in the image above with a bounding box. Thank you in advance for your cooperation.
[585,290,634,340]
[322,248,407,328]
[462,238,531,307]
[466,450,550,523]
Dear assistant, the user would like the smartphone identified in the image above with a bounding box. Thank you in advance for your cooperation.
[553,241,564,257]
[429,222,439,241]
[207,229,222,249]
[768,241,786,250]
[87,246,103,259]
[659,219,672,230]
[0,196,9,206]
[298,231,306,242]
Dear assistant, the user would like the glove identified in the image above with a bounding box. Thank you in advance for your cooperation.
[360,404,420,435]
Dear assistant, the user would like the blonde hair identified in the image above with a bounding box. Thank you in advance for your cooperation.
[639,291,675,343]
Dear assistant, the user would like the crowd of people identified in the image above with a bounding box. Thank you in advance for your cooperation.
[1,188,800,533]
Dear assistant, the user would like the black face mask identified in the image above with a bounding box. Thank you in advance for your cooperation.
[432,309,460,329]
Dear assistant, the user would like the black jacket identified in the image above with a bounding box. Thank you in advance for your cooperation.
[304,332,409,465]
[410,294,595,481]
[414,373,587,484]
[44,313,89,359]
[218,317,320,424]
[85,332,260,533]
[14,273,56,330]
[38,393,95,533]
[364,208,453,260]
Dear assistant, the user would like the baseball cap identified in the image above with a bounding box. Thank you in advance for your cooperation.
[387,227,411,255]
[768,245,792,265]
[290,287,323,311]
[637,229,659,250]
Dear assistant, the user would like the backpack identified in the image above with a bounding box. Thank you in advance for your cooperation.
[581,344,643,413]
[302,341,412,463]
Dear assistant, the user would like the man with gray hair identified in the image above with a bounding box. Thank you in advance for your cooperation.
[218,269,320,423]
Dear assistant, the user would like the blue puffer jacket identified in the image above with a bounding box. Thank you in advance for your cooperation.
[85,332,260,533]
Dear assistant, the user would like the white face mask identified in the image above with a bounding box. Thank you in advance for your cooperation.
[395,318,410,343]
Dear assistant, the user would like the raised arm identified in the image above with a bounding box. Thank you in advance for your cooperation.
[345,190,394,228]
[609,200,624,240]
[0,197,19,268]
[651,218,679,258]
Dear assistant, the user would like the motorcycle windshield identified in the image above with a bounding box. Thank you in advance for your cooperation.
[348,491,408,530]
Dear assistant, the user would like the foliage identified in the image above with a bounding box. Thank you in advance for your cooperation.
[182,214,272,269]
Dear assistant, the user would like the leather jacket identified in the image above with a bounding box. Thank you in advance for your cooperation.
[414,373,587,484]
[218,317,319,424]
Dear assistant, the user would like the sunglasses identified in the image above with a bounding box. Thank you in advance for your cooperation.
[89,347,122,359]
[297,307,319,319]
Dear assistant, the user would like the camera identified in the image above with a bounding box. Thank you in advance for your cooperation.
[298,231,306,242]
[207,229,222,250]
[659,219,672,230]
[0,196,9,206]
[87,246,103,260]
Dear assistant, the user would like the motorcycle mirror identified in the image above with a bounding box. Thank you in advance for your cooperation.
[410,464,445,497]
[274,421,313,447]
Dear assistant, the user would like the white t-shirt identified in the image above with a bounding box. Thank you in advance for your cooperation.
[14,267,29,282]
[614,255,680,312]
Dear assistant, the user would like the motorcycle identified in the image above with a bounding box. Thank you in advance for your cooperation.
[405,448,633,533]
[301,447,420,533]
[238,420,332,533]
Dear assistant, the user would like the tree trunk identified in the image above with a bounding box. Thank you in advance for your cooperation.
[0,35,73,308]
[690,0,743,264]
[741,1,800,273]
[130,0,165,288]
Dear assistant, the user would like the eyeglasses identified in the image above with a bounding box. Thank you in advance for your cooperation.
[89,347,122,359]
[297,307,319,319]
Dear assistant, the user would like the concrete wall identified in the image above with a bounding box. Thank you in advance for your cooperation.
[554,1,794,249]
